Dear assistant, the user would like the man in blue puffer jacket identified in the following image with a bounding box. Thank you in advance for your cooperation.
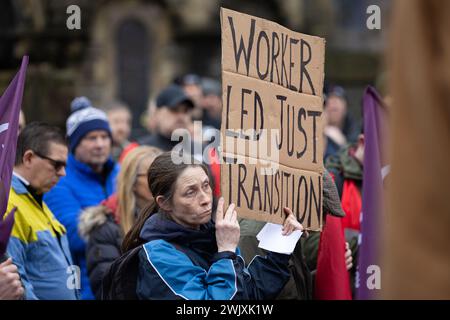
[44,97,120,300]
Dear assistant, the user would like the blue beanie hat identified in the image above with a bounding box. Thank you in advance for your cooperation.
[66,96,112,153]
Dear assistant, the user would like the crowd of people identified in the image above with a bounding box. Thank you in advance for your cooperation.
[2,0,450,301]
[0,73,362,300]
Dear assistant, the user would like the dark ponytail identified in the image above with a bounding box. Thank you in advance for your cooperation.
[121,201,157,252]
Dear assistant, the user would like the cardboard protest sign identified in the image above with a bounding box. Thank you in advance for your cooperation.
[221,8,325,97]
[222,153,323,229]
[220,8,325,230]
[222,71,324,173]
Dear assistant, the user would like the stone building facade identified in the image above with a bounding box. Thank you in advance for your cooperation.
[0,0,389,135]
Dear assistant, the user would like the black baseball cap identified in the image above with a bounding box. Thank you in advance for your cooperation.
[181,74,201,85]
[324,84,347,101]
[156,84,194,110]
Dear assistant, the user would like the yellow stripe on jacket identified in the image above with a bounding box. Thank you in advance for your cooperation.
[6,188,67,244]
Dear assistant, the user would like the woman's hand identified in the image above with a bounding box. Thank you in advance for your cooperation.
[345,242,353,270]
[282,207,304,236]
[215,197,240,253]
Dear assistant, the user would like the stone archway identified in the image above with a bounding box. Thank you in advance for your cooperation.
[115,18,150,130]
[79,3,171,137]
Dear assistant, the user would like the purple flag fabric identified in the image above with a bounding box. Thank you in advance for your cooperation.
[0,56,28,257]
[356,86,388,300]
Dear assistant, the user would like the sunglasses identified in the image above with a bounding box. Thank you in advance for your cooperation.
[34,151,66,171]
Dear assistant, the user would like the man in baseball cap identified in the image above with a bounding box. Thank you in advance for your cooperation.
[139,84,194,151]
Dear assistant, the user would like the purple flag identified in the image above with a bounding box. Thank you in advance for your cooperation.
[356,86,388,300]
[0,56,28,257]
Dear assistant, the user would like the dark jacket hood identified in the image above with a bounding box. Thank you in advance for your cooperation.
[139,212,218,255]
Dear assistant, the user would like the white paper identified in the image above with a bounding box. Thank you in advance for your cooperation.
[256,223,302,255]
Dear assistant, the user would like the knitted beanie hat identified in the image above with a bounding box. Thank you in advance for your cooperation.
[66,96,112,153]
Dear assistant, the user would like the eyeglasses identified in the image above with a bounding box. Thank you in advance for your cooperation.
[34,151,66,172]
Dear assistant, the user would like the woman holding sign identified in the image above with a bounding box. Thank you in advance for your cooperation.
[104,152,303,300]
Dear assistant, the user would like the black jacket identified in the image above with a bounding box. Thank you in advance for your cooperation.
[138,133,179,151]
[79,205,122,300]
